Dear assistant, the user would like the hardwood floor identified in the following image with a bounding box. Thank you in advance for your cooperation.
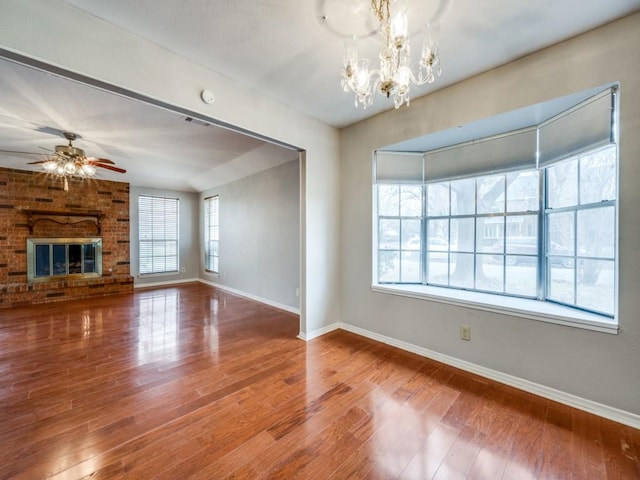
[0,282,638,479]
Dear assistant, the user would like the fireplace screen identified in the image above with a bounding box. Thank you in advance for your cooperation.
[27,238,102,282]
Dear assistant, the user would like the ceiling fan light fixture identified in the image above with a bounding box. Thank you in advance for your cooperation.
[63,161,76,174]
[18,131,126,190]
[43,160,57,172]
[81,163,96,176]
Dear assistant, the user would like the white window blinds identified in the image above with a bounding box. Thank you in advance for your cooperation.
[375,152,424,184]
[375,87,615,183]
[425,127,537,182]
[204,195,219,272]
[138,195,179,275]
[538,87,615,167]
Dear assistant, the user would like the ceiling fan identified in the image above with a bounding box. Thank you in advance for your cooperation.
[0,131,126,191]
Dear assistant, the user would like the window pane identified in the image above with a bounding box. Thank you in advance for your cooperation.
[400,186,422,217]
[577,207,615,258]
[451,178,475,215]
[427,219,448,263]
[477,175,504,214]
[548,211,575,257]
[450,253,474,289]
[506,262,537,297]
[580,146,616,204]
[511,213,537,238]
[507,171,539,212]
[427,219,449,245]
[140,258,152,272]
[427,255,448,284]
[577,259,614,315]
[451,218,474,252]
[547,159,578,208]
[378,185,400,216]
[379,251,399,282]
[68,244,82,274]
[35,244,50,277]
[53,245,66,275]
[427,183,449,217]
[401,219,421,249]
[505,227,538,261]
[83,244,96,273]
[476,254,503,293]
[548,264,575,305]
[476,217,503,253]
[379,219,400,250]
[401,251,421,283]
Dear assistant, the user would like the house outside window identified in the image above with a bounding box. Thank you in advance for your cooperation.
[138,195,179,275]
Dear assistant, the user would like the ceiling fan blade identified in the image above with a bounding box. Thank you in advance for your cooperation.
[27,160,50,165]
[94,163,126,174]
[0,149,43,156]
[87,157,115,164]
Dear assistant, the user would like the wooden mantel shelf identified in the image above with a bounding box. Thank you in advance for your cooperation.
[22,209,105,235]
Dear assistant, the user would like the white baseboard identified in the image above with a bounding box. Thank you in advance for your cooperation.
[134,277,199,289]
[331,322,640,430]
[298,322,341,341]
[198,279,300,315]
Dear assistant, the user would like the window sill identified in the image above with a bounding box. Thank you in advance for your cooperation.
[371,283,618,334]
[138,271,180,278]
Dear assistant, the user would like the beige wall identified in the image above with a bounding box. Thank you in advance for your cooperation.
[200,160,301,311]
[340,13,640,416]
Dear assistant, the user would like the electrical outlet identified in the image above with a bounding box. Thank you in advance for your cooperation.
[181,267,186,273]
[295,287,300,298]
[460,325,471,341]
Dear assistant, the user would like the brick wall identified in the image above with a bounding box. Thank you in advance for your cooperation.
[0,167,133,308]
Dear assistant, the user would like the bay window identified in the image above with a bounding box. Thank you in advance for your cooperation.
[374,87,618,324]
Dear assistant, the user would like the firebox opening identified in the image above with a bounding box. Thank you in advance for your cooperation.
[27,237,103,282]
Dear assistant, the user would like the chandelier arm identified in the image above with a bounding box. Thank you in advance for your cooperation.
[407,68,427,86]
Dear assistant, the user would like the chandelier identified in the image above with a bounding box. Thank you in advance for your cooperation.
[341,0,443,109]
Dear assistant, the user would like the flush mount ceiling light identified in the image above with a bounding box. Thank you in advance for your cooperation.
[331,0,450,109]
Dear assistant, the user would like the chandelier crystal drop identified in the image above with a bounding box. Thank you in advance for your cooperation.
[341,0,442,109]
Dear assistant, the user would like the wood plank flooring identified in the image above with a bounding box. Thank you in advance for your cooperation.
[0,282,638,479]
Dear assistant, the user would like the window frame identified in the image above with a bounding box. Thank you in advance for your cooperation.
[138,194,180,276]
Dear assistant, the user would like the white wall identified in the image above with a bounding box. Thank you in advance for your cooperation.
[129,187,199,285]
[200,159,300,310]
[340,14,640,417]
[0,0,341,337]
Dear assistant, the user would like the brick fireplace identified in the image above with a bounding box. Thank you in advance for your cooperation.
[0,167,133,308]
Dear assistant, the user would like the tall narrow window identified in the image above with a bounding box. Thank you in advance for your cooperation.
[204,195,219,273]
[138,195,179,275]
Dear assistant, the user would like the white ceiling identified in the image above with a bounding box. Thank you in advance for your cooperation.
[0,58,299,192]
[0,0,638,191]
